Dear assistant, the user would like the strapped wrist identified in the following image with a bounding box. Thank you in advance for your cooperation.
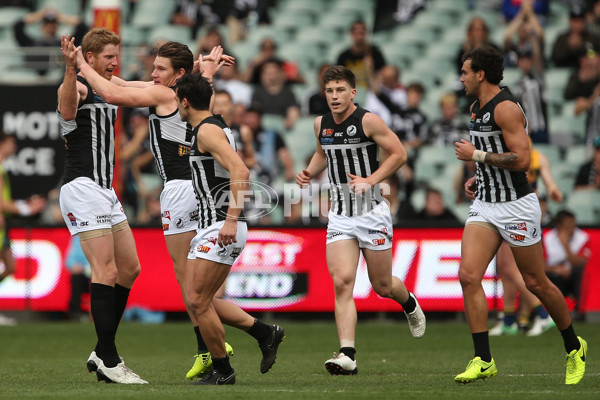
[472,149,487,163]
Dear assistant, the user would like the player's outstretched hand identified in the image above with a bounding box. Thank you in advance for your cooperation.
[296,169,311,187]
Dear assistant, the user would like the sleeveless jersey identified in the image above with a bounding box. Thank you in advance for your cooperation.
[470,89,533,202]
[59,75,118,188]
[148,102,194,183]
[189,115,240,229]
[319,107,381,216]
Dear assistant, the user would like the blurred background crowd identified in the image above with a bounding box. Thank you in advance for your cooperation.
[0,0,599,228]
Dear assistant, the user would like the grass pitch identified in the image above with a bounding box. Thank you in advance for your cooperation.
[0,319,598,399]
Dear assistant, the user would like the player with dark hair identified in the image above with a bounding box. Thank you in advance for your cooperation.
[454,45,587,385]
[65,37,283,380]
[297,65,425,375]
[176,72,284,385]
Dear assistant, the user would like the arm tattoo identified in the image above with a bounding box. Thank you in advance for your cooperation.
[484,152,519,169]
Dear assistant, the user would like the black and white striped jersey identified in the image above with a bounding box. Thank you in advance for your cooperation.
[319,107,381,216]
[148,104,194,182]
[58,75,118,189]
[470,89,534,202]
[189,115,240,229]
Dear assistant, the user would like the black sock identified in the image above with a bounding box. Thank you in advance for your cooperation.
[560,324,580,354]
[194,326,208,353]
[212,356,233,374]
[90,283,120,367]
[340,347,356,361]
[401,292,417,313]
[246,319,271,342]
[472,331,492,362]
[114,284,130,331]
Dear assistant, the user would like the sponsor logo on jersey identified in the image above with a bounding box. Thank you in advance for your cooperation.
[468,211,479,217]
[505,222,527,231]
[322,129,334,137]
[162,211,171,220]
[327,231,343,239]
[531,227,538,238]
[334,132,344,137]
[372,238,386,246]
[321,137,334,144]
[198,245,211,253]
[368,227,388,235]
[96,214,111,224]
[178,145,191,156]
[162,223,169,231]
[202,236,218,245]
[509,233,525,241]
[67,213,77,227]
[230,247,242,259]
[347,125,357,136]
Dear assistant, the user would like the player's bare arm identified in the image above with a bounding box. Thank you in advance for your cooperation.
[196,124,250,246]
[297,116,327,187]
[538,151,563,203]
[57,35,86,119]
[358,112,407,185]
[455,101,529,171]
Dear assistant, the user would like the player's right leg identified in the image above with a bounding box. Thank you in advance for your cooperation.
[324,239,360,375]
[455,223,502,383]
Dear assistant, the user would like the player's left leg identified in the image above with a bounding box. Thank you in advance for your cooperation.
[362,248,425,338]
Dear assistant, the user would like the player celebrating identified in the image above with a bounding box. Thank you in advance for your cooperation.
[296,66,425,375]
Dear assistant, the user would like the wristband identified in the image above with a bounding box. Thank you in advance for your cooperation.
[14,200,32,216]
[472,149,487,163]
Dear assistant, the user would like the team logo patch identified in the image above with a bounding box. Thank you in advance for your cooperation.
[175,217,184,229]
[322,129,334,137]
[178,145,191,156]
[510,234,525,242]
[482,112,490,123]
[67,213,77,227]
[347,125,357,136]
[531,227,538,238]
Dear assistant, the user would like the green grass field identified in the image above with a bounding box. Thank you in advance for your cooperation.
[0,319,598,399]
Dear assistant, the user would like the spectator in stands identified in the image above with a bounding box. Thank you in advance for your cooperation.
[251,59,300,130]
[564,48,600,147]
[212,89,255,168]
[171,0,219,40]
[13,8,87,75]
[391,83,428,151]
[503,0,545,72]
[382,173,416,225]
[551,5,600,69]
[365,65,407,127]
[587,0,600,37]
[455,17,500,75]
[512,49,549,143]
[243,38,304,84]
[65,235,91,321]
[426,92,470,146]
[538,193,554,226]
[224,0,272,45]
[214,60,252,107]
[411,187,459,223]
[303,63,331,116]
[574,136,600,191]
[243,104,294,224]
[502,0,549,23]
[544,210,591,321]
[196,26,226,56]
[336,20,386,89]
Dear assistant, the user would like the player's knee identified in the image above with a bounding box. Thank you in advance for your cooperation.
[372,282,392,298]
[186,294,210,315]
[94,266,118,285]
[458,266,478,288]
[332,274,354,292]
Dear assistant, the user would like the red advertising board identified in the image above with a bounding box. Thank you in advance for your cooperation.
[0,227,598,313]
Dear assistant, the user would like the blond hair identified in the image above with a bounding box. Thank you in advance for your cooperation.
[81,28,120,58]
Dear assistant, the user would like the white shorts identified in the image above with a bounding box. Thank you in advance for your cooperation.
[161,180,198,235]
[187,220,248,266]
[59,177,128,236]
[466,193,542,247]
[326,201,393,250]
